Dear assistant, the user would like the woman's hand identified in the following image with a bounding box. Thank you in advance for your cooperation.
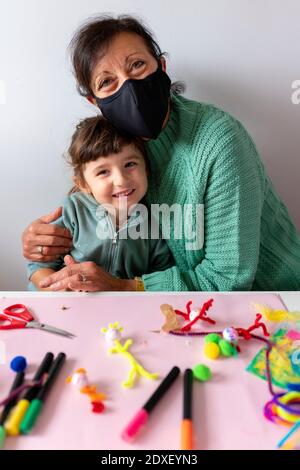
[39,255,136,292]
[22,207,73,262]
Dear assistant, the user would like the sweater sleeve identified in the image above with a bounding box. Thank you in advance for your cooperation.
[142,118,265,291]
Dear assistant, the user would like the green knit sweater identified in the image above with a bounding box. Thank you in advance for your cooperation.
[142,93,300,291]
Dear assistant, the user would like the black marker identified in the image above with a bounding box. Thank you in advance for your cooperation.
[20,352,66,434]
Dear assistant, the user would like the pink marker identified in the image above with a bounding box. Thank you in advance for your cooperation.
[121,366,180,442]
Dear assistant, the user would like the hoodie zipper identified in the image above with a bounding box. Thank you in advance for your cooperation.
[106,210,143,273]
[107,231,118,273]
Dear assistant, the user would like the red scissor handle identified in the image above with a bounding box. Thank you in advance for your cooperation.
[0,315,27,329]
[0,304,33,330]
[3,304,33,321]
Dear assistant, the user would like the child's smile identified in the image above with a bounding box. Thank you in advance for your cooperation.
[112,188,135,198]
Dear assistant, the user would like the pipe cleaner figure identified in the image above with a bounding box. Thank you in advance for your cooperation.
[157,299,216,333]
[174,298,215,331]
[66,368,107,413]
[101,323,159,388]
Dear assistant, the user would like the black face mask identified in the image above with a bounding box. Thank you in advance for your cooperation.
[95,65,171,139]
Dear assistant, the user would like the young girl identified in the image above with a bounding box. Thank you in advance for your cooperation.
[28,116,173,291]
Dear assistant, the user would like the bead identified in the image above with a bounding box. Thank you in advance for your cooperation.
[222,327,239,344]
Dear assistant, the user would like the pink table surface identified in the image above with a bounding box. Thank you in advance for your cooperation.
[0,292,293,450]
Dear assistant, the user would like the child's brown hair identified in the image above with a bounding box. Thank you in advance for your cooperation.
[66,116,148,194]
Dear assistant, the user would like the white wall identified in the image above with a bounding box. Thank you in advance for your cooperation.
[0,0,299,290]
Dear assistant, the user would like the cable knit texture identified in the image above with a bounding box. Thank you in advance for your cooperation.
[142,94,300,291]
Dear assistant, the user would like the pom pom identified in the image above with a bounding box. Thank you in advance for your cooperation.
[204,333,221,344]
[91,401,105,413]
[10,356,27,373]
[193,364,212,382]
[204,342,220,360]
[219,339,235,357]
[222,327,238,344]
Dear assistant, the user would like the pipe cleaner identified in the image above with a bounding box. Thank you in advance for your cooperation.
[234,313,269,340]
[0,381,43,408]
[66,368,106,413]
[175,298,215,331]
[101,323,159,388]
[158,299,215,333]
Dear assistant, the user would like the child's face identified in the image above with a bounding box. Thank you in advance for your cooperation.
[80,144,148,213]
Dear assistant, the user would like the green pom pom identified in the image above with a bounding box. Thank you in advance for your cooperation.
[219,339,235,357]
[192,364,212,382]
[204,333,221,344]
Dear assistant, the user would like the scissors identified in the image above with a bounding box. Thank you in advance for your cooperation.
[0,304,75,339]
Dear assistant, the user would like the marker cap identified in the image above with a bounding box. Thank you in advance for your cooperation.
[20,399,43,435]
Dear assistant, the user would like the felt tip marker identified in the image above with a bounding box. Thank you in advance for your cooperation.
[181,368,194,450]
[121,366,180,442]
[20,352,66,434]
[0,371,25,449]
[4,352,53,436]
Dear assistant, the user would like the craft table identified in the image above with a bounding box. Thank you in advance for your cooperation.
[0,291,299,450]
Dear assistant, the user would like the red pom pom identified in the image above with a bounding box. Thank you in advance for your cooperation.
[91,401,105,413]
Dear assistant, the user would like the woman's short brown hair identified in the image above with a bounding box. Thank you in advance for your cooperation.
[69,15,162,98]
[67,116,148,194]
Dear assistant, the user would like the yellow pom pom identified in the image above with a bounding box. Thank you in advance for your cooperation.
[204,342,220,360]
